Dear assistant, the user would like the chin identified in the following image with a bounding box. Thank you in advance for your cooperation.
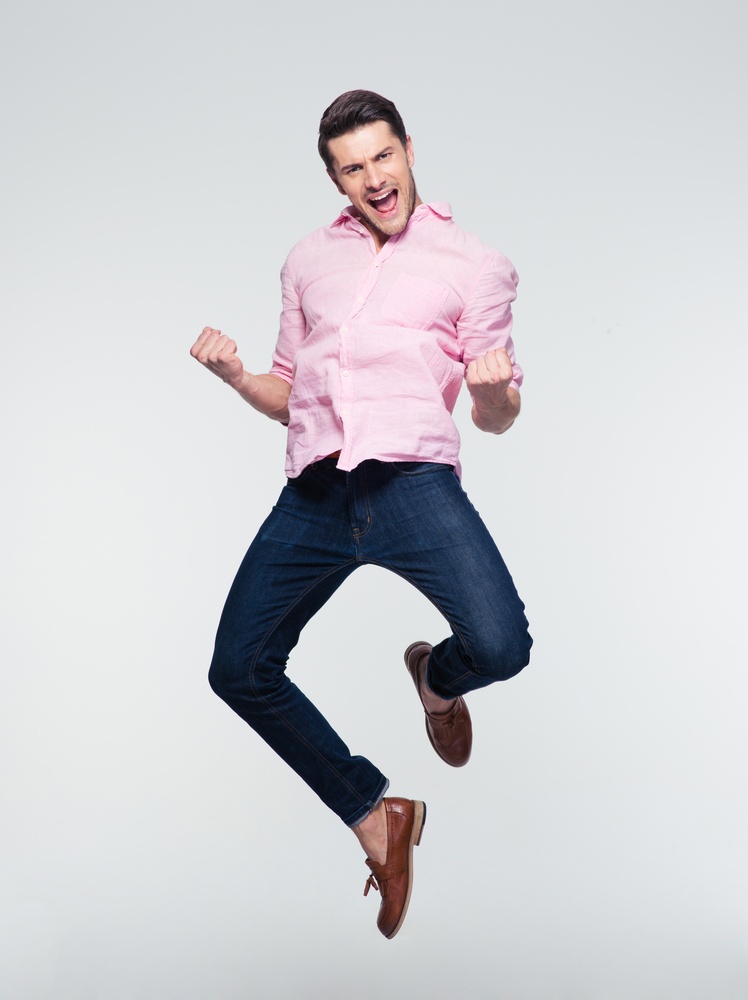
[369,207,409,237]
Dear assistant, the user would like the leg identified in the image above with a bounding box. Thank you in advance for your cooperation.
[209,464,389,827]
[356,461,532,699]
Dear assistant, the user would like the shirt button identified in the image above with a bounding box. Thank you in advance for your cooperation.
[373,262,380,268]
[356,296,364,303]
[341,325,348,333]
[342,370,349,377]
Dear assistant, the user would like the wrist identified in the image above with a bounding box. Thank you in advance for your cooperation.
[471,386,510,413]
[470,386,520,434]
[224,368,252,393]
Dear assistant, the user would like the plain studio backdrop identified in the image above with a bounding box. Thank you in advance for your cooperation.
[2,1,746,998]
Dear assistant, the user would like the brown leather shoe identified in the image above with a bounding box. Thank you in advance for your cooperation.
[363,798,426,939]
[404,641,472,767]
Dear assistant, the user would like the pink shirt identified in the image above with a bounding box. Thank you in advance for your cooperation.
[269,202,522,478]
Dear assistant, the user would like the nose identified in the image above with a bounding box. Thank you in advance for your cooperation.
[364,161,385,191]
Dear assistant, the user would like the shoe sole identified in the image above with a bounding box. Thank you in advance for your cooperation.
[386,800,427,940]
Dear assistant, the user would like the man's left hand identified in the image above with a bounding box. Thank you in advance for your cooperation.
[466,348,520,434]
[466,348,514,406]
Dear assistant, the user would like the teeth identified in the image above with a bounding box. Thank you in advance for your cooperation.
[371,191,392,203]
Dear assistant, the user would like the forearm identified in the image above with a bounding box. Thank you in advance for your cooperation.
[227,371,291,423]
[471,386,521,434]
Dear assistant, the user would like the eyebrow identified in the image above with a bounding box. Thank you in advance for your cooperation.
[339,145,396,173]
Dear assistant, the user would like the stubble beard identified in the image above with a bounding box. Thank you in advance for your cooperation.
[362,170,418,243]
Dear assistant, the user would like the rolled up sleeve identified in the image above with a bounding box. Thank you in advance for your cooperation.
[457,251,523,390]
[269,260,306,386]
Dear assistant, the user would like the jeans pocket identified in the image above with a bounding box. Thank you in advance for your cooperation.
[390,461,454,476]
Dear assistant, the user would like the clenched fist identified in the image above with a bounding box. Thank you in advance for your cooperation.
[190,327,246,388]
[466,348,520,434]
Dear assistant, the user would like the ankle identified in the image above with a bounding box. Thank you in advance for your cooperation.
[421,679,457,716]
[416,654,456,714]
[352,801,388,865]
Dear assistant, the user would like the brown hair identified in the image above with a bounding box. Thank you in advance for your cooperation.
[318,90,407,171]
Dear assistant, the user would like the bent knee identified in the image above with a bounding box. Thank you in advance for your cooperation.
[208,647,284,702]
[208,656,235,701]
[474,627,532,683]
[208,646,253,702]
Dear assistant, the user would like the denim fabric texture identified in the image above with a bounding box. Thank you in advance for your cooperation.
[209,460,532,826]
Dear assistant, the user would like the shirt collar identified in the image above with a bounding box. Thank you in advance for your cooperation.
[416,201,452,220]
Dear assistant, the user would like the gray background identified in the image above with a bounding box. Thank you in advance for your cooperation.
[2,0,746,997]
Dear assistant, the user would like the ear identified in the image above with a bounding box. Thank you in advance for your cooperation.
[327,168,346,196]
[405,135,415,169]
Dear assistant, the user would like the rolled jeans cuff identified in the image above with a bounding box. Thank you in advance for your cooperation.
[347,777,391,828]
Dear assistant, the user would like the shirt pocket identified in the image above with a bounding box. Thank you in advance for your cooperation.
[381,273,449,330]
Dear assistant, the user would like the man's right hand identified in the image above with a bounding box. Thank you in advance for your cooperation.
[190,326,247,388]
[190,326,292,424]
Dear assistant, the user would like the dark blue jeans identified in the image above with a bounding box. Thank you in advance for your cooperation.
[209,460,532,827]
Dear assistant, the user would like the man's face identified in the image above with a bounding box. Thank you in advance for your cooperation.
[327,120,422,249]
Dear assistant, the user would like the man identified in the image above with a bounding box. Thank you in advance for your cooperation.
[190,90,532,939]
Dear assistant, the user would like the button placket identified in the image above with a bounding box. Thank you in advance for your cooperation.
[337,255,387,459]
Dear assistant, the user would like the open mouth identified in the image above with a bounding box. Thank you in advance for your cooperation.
[367,189,399,218]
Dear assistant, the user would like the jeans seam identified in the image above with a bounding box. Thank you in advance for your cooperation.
[351,470,373,542]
